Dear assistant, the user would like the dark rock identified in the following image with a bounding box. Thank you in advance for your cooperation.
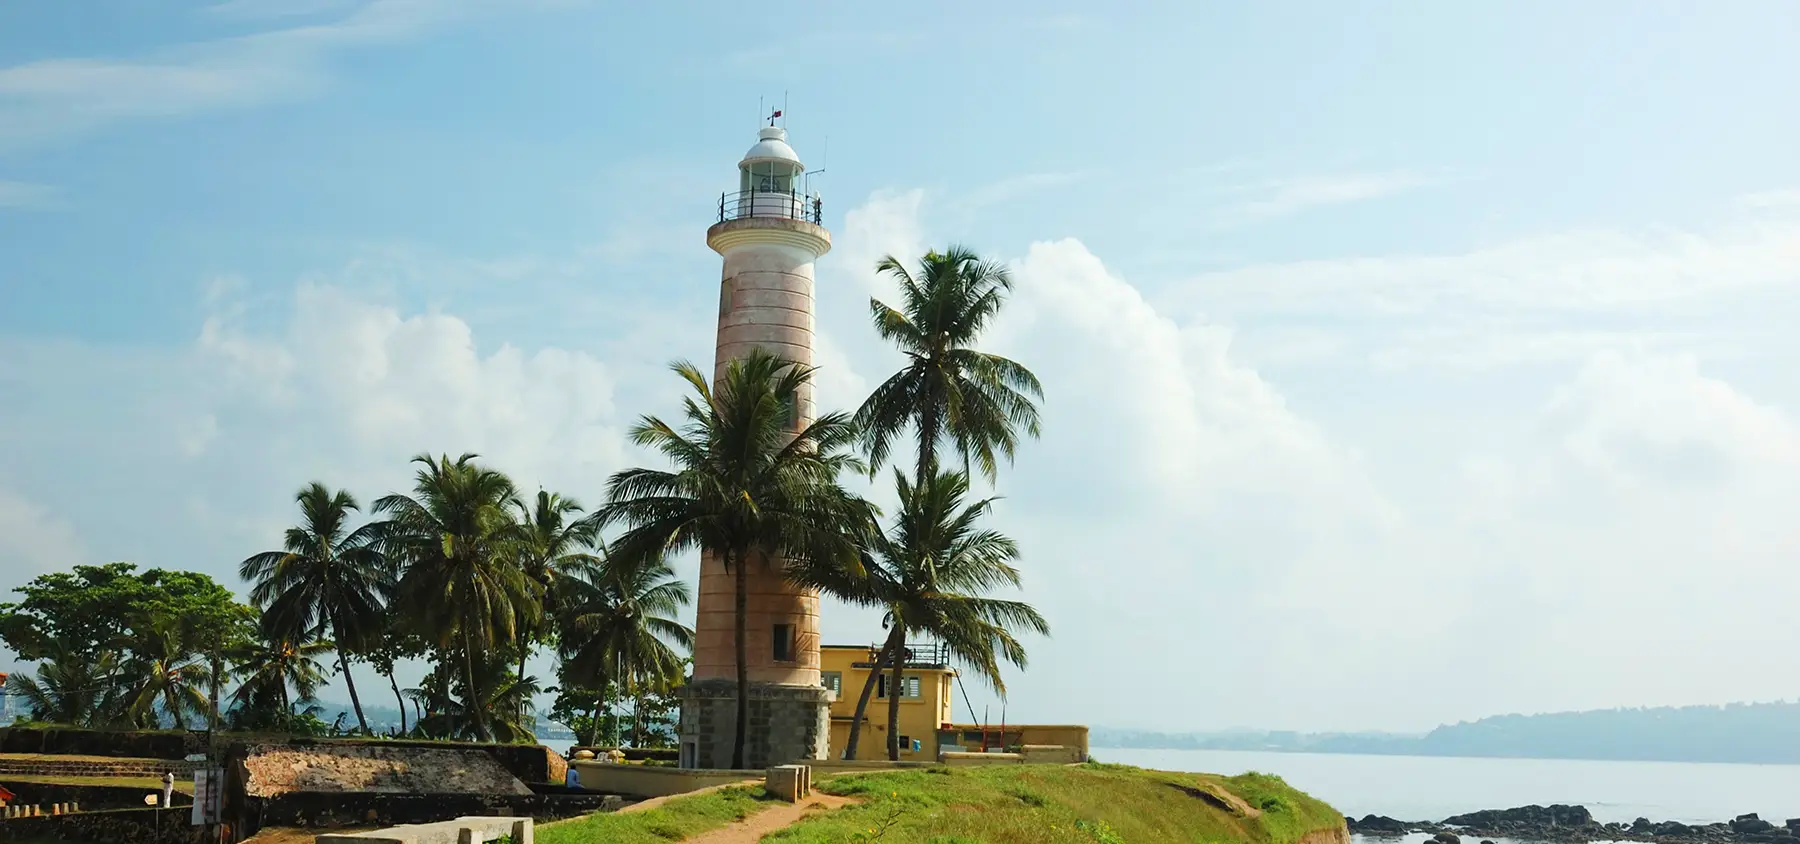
[1735,816,1777,834]
[1654,821,1693,836]
[1634,817,1654,831]
[1433,832,1461,844]
[1351,814,1408,835]
[1443,804,1595,829]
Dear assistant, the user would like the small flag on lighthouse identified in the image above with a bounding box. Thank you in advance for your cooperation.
[770,109,782,118]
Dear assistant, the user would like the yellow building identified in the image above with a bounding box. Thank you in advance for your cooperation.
[820,643,961,762]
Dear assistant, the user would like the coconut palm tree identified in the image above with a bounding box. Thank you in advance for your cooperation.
[556,549,694,747]
[841,468,1049,761]
[5,640,127,727]
[856,246,1044,485]
[239,482,393,735]
[373,453,536,742]
[591,350,874,768]
[228,632,331,730]
[511,490,602,684]
[124,618,211,729]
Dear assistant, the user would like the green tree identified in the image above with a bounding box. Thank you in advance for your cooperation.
[592,351,873,768]
[228,630,332,733]
[240,483,394,735]
[841,469,1049,761]
[373,453,536,742]
[856,246,1044,485]
[0,563,249,661]
[407,652,541,743]
[555,550,693,748]
[4,640,127,727]
[364,619,425,736]
[123,616,211,729]
[511,490,602,691]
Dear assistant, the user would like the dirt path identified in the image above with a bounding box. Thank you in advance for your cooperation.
[679,794,857,843]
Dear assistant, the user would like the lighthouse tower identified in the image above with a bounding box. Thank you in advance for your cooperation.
[679,122,833,770]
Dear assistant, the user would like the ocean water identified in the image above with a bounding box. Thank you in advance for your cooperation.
[1093,747,1800,826]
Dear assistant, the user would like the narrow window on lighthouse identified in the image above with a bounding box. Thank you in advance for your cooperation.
[772,624,795,662]
[719,279,732,316]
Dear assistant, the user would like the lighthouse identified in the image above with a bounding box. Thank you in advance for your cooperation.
[679,121,833,770]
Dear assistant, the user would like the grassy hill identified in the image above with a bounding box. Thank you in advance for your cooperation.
[540,762,1346,844]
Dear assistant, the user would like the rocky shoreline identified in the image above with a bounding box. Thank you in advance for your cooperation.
[1347,804,1800,844]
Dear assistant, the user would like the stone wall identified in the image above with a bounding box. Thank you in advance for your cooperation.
[0,728,200,760]
[246,791,623,830]
[0,807,204,844]
[680,679,829,769]
[235,738,566,786]
[0,758,199,778]
[0,780,193,810]
[240,745,533,797]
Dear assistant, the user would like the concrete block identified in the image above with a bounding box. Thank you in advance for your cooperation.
[314,816,531,844]
[764,764,812,803]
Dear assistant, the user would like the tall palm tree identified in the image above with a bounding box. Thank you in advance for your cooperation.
[511,490,602,684]
[856,246,1044,485]
[5,641,127,727]
[124,619,211,729]
[592,350,874,768]
[373,453,536,742]
[240,482,394,735]
[841,468,1049,761]
[228,632,331,729]
[556,549,694,748]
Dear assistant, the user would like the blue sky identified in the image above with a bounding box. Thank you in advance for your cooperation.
[2,1,1799,734]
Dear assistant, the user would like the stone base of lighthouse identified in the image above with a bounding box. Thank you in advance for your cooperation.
[678,679,831,770]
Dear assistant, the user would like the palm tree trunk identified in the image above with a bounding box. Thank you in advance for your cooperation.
[388,670,406,735]
[843,630,900,760]
[730,547,749,770]
[585,691,601,749]
[916,389,942,484]
[887,626,908,761]
[632,683,645,748]
[334,631,371,735]
[460,629,488,741]
[209,654,223,732]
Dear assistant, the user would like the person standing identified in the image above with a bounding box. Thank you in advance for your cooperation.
[160,772,174,808]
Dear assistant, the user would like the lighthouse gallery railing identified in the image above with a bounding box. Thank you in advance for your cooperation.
[718,190,823,225]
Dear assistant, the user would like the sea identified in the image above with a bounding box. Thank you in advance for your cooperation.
[1093,747,1800,836]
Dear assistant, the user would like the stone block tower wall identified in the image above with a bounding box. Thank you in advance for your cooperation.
[680,125,833,770]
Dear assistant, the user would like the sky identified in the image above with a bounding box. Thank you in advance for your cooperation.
[2,0,1799,735]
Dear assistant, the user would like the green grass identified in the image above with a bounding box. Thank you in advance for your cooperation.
[0,774,195,794]
[537,785,778,844]
[762,763,1343,844]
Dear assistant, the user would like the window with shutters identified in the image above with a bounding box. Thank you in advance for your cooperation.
[876,674,923,700]
[821,671,842,697]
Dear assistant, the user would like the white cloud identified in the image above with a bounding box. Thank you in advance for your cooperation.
[0,0,568,149]
[1214,172,1431,226]
[0,488,86,582]
[807,190,1800,732]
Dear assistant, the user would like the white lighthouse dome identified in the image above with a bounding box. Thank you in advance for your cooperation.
[741,126,801,167]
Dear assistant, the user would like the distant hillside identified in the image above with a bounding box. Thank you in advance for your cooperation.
[1097,700,1800,765]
